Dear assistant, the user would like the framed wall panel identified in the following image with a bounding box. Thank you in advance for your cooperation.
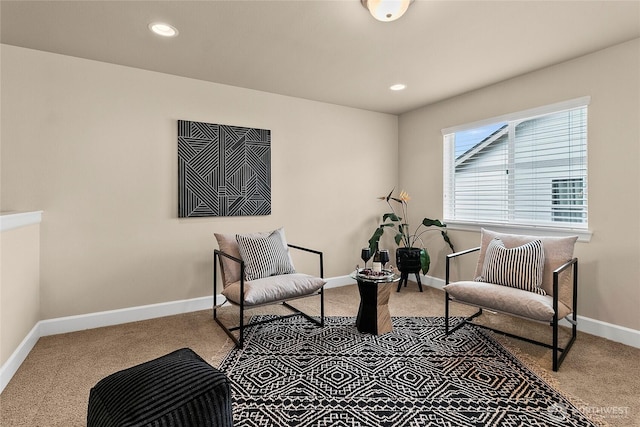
[178,120,271,217]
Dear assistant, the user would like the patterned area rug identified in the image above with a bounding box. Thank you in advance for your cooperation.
[218,316,597,426]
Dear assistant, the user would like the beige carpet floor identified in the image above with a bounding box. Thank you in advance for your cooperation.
[1,283,639,426]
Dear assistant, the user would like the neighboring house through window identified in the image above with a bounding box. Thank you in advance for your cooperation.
[552,178,585,223]
[442,97,589,238]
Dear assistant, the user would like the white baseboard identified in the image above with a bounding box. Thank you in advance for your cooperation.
[323,274,355,289]
[568,316,640,348]
[2,274,638,394]
[38,296,217,337]
[0,323,40,393]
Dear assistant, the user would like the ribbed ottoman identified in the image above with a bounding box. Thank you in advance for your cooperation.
[87,348,233,427]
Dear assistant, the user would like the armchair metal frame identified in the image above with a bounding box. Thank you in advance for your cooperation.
[214,244,325,348]
[444,247,578,371]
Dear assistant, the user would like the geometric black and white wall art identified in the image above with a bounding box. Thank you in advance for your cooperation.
[178,120,271,217]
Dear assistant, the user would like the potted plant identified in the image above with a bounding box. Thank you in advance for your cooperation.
[368,189,454,276]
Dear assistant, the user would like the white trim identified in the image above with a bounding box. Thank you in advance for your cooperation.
[39,296,215,337]
[323,274,356,289]
[445,221,592,242]
[423,274,447,290]
[2,273,637,394]
[568,316,640,348]
[0,211,43,232]
[441,96,591,135]
[0,323,40,394]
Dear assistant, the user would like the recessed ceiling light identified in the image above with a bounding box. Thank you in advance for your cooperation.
[390,84,407,91]
[149,22,179,37]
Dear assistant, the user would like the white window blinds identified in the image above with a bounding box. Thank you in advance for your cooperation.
[443,98,588,229]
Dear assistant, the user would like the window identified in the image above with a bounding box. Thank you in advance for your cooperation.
[552,178,585,223]
[443,97,589,232]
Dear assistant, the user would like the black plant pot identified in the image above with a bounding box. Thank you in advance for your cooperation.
[396,247,422,274]
[396,247,424,292]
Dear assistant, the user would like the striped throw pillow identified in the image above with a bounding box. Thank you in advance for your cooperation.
[236,231,296,281]
[476,238,546,295]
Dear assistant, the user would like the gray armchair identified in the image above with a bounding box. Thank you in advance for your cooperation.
[214,228,325,347]
[443,228,578,371]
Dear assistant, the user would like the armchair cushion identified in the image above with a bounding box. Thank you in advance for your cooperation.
[476,238,546,295]
[236,231,296,281]
[444,280,572,322]
[222,273,325,306]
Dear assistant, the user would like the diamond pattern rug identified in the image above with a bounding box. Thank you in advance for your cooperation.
[218,316,598,426]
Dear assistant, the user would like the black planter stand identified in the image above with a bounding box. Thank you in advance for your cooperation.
[396,247,423,292]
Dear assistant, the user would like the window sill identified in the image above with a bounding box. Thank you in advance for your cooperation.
[445,221,592,243]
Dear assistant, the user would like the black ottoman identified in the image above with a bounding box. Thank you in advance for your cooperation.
[87,348,233,427]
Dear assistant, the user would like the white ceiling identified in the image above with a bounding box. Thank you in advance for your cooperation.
[1,0,639,114]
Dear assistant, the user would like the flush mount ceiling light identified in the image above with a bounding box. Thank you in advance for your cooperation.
[361,0,413,22]
[148,22,179,37]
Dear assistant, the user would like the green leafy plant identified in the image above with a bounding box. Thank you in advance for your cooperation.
[368,189,454,274]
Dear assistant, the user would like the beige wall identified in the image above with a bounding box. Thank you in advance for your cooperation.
[398,38,640,330]
[2,38,638,336]
[0,223,40,366]
[0,45,398,319]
